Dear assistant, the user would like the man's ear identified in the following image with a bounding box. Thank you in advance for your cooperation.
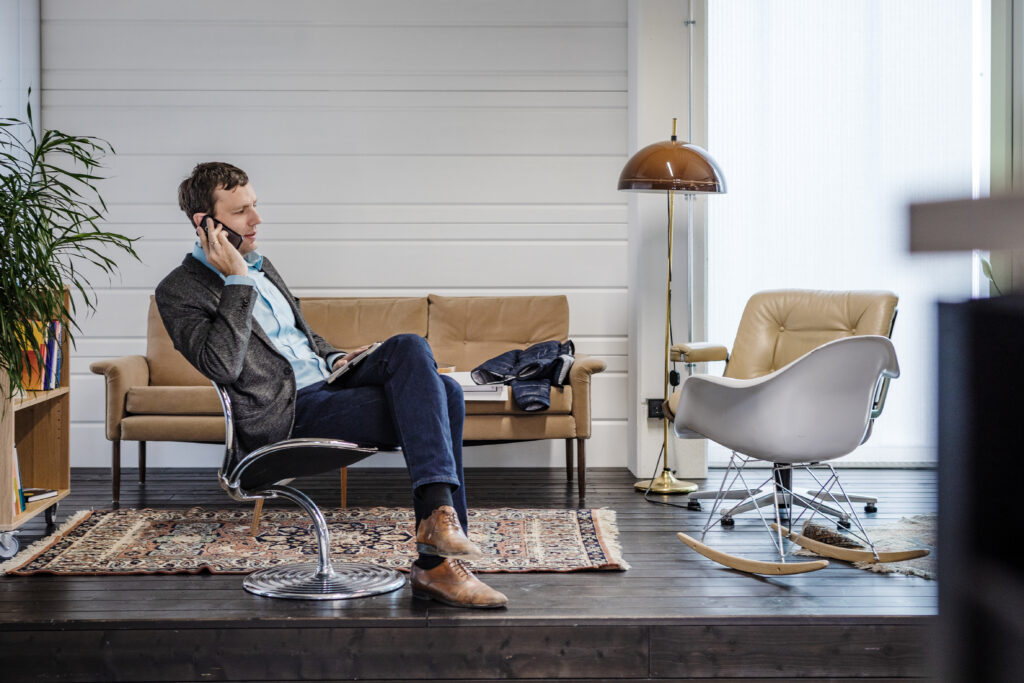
[191,213,206,229]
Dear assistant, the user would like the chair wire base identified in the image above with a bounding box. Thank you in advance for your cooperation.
[243,562,406,600]
[698,453,882,564]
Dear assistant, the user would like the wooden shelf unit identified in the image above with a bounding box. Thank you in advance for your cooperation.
[1,298,71,532]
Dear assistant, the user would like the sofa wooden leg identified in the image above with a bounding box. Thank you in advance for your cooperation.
[577,438,586,499]
[251,498,264,536]
[341,467,348,509]
[112,440,121,507]
[138,441,147,485]
[565,439,574,481]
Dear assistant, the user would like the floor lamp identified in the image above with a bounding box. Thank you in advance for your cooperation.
[618,118,726,494]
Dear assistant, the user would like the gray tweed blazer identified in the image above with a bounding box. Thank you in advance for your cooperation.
[154,254,342,454]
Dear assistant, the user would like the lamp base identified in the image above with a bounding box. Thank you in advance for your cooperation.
[635,470,698,494]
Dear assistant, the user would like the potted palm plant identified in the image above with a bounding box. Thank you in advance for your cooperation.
[0,96,139,400]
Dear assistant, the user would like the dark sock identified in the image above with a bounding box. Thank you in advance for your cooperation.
[413,484,456,571]
[415,554,445,570]
[414,482,454,517]
[413,482,454,533]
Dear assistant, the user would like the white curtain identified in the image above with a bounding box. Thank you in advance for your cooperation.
[706,1,981,465]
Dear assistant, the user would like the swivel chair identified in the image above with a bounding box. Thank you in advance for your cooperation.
[213,382,406,599]
[672,334,927,574]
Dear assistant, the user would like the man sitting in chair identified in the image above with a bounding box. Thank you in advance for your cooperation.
[155,161,507,609]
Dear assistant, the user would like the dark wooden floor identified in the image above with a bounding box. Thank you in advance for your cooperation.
[1,466,938,682]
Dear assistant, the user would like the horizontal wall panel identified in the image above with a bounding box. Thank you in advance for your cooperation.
[75,240,627,290]
[98,223,628,243]
[72,289,628,339]
[103,203,628,226]
[42,26,624,78]
[96,155,624,206]
[43,71,627,94]
[42,0,626,26]
[44,89,625,109]
[43,94,626,157]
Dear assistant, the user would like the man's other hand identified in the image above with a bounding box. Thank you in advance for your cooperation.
[197,221,247,277]
[333,344,373,370]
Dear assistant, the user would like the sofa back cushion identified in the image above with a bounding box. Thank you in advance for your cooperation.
[427,294,569,370]
[299,297,428,349]
[147,297,210,386]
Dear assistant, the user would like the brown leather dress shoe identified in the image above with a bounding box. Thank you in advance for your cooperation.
[410,558,508,609]
[416,505,483,559]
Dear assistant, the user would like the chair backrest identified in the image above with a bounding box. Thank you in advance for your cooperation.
[679,335,900,462]
[725,289,898,380]
[211,381,377,498]
[147,296,210,386]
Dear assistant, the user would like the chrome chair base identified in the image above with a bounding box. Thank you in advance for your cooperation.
[243,562,406,600]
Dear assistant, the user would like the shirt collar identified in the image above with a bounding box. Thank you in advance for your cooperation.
[191,242,264,276]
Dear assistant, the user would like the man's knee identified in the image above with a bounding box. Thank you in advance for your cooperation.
[391,333,432,357]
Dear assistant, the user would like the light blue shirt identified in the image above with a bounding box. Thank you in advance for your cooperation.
[191,243,339,389]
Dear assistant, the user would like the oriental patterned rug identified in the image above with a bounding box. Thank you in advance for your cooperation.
[1,506,628,576]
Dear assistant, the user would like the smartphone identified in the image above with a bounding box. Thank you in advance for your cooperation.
[198,214,244,250]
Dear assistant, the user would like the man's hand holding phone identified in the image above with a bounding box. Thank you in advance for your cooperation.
[195,214,247,277]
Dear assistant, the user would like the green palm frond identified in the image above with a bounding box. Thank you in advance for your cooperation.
[1,93,139,400]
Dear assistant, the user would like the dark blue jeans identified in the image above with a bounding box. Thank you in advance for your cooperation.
[292,334,468,531]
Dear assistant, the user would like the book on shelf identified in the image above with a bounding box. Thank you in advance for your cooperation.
[43,320,63,390]
[12,446,25,515]
[22,487,59,504]
[446,371,509,402]
[21,321,48,392]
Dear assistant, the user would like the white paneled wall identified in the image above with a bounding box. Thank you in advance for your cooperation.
[41,0,629,468]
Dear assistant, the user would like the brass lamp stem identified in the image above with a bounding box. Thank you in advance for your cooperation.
[635,188,698,494]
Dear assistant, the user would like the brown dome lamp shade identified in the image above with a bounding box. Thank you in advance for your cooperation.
[618,121,726,194]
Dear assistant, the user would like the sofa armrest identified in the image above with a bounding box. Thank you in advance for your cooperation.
[568,354,607,439]
[90,356,150,441]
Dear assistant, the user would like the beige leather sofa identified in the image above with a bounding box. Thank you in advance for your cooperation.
[90,294,605,505]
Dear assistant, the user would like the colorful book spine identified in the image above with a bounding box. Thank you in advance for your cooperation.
[21,321,48,392]
[12,446,25,515]
[43,320,63,390]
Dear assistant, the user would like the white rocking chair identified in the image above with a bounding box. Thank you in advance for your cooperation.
[674,335,928,575]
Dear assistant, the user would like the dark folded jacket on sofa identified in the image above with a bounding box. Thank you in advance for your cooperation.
[471,340,575,411]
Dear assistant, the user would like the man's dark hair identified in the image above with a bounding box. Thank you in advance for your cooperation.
[177,162,249,222]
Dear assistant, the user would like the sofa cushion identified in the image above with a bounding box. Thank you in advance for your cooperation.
[462,414,576,441]
[300,297,428,350]
[127,386,223,415]
[427,294,569,370]
[464,385,573,416]
[120,415,225,443]
[147,297,210,387]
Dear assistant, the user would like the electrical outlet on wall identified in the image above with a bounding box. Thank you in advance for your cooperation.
[646,398,665,419]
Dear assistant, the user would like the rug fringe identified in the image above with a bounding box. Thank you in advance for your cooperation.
[0,509,93,575]
[594,508,631,570]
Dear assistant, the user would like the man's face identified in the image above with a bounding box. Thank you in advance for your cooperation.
[211,183,261,255]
